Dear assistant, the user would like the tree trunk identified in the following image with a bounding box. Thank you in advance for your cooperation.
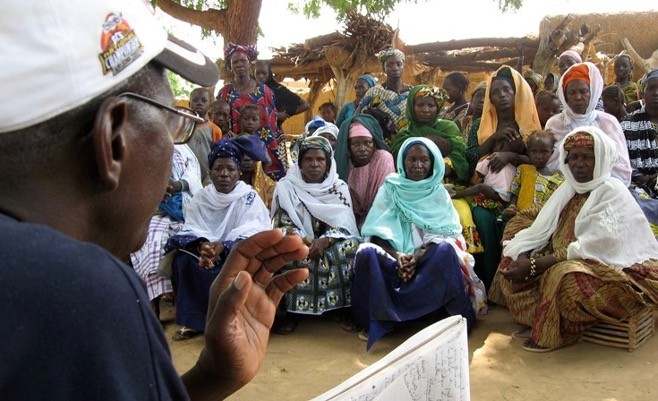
[156,0,262,49]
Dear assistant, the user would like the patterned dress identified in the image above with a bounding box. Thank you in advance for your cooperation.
[359,84,411,144]
[217,82,285,180]
[508,165,564,211]
[490,196,658,348]
[273,208,360,315]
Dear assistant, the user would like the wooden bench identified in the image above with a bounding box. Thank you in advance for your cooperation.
[582,307,655,352]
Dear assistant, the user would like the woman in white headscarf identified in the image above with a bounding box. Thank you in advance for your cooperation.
[491,126,658,352]
[271,136,361,333]
[164,135,272,341]
[545,62,632,186]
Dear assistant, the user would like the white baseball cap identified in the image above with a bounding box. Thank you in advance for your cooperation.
[0,0,220,133]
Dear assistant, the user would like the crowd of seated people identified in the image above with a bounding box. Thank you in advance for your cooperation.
[132,42,658,353]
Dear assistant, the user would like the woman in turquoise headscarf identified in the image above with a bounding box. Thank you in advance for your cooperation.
[336,74,377,128]
[351,137,486,350]
[391,84,482,254]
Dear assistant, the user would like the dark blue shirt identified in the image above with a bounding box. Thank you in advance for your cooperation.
[0,214,189,400]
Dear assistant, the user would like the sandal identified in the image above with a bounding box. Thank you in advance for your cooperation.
[339,310,361,333]
[273,315,299,335]
[340,319,362,333]
[522,338,559,353]
[511,327,532,340]
[172,326,200,341]
[358,330,369,342]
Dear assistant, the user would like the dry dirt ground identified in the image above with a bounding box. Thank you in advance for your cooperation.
[163,303,657,401]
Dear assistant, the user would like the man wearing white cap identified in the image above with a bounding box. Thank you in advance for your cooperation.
[0,1,309,400]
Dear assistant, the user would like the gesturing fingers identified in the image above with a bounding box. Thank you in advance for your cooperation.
[264,268,310,308]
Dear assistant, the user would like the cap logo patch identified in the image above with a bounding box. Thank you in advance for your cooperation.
[98,12,144,76]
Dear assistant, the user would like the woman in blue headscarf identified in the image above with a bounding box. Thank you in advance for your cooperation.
[351,137,486,350]
[336,74,377,129]
[163,135,271,341]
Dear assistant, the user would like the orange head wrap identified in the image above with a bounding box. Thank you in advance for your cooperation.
[562,64,590,91]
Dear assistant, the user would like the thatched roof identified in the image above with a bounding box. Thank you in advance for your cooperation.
[268,12,395,84]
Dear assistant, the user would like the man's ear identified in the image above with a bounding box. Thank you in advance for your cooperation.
[91,97,128,191]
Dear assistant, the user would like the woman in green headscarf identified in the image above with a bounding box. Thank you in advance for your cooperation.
[391,85,482,254]
[390,84,469,184]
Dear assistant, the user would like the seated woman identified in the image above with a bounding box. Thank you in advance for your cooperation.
[271,136,361,333]
[491,126,658,352]
[164,135,271,341]
[545,62,632,186]
[473,66,541,289]
[352,137,486,350]
[335,114,395,229]
[392,85,482,254]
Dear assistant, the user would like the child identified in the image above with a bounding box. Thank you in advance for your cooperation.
[601,85,629,122]
[535,90,561,128]
[209,99,231,135]
[319,101,337,124]
[453,132,518,209]
[502,130,564,218]
[235,104,276,175]
[613,54,641,105]
[190,88,223,141]
[187,87,222,183]
[238,104,262,136]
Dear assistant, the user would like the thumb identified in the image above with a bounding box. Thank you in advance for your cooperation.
[214,270,253,320]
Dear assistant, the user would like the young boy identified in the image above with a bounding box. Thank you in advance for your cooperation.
[502,130,564,218]
[209,99,231,135]
[239,104,263,136]
[190,87,223,141]
[188,87,222,182]
[319,101,337,124]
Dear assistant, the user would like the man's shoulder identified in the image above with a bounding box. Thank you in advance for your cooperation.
[0,216,119,270]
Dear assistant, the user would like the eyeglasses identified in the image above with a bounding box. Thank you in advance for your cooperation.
[118,92,204,144]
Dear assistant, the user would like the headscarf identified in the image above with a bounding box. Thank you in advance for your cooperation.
[376,48,405,66]
[477,66,541,145]
[391,85,470,183]
[207,134,267,169]
[562,63,590,91]
[348,122,371,137]
[224,42,258,65]
[641,69,658,86]
[358,74,377,89]
[559,50,583,64]
[310,123,339,141]
[335,113,389,181]
[523,70,543,89]
[361,137,462,254]
[503,126,658,267]
[272,136,359,239]
[304,115,327,134]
